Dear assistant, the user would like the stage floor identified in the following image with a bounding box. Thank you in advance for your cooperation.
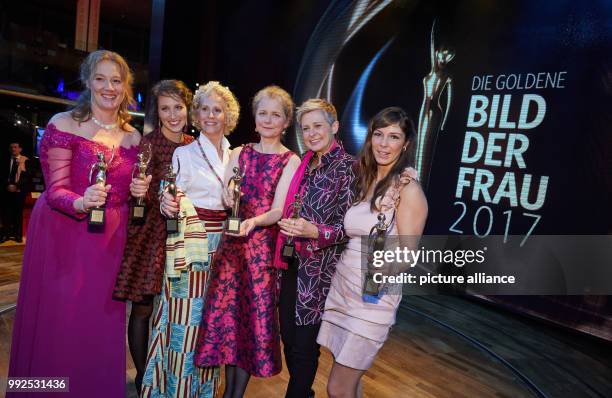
[1,246,611,397]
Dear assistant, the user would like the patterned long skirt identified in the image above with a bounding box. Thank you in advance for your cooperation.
[141,208,227,398]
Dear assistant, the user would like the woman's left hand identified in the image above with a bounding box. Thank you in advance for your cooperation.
[399,167,419,183]
[225,217,257,237]
[278,217,319,239]
[130,175,152,198]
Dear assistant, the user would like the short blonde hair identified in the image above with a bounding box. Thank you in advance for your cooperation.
[191,81,240,135]
[252,85,294,126]
[296,98,337,128]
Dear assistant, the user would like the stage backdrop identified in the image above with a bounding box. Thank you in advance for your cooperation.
[291,0,612,340]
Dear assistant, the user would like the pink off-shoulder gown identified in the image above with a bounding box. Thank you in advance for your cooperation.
[8,123,138,397]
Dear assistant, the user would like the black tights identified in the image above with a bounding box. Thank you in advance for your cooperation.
[223,365,251,398]
[128,298,154,393]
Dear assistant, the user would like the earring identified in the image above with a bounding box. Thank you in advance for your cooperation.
[158,119,161,130]
[402,146,407,152]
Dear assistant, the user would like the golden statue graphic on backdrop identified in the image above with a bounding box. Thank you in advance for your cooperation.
[416,20,455,189]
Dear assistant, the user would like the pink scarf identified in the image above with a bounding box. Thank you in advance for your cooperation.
[272,150,314,269]
[272,140,339,269]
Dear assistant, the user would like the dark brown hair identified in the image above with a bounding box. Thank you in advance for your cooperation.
[354,107,416,211]
[146,80,193,132]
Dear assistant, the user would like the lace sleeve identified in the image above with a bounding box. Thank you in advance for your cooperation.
[40,126,87,219]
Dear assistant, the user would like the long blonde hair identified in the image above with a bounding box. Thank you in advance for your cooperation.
[71,50,135,128]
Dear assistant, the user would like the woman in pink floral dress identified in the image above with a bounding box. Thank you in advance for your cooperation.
[195,86,300,397]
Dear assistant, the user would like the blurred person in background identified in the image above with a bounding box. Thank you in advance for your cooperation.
[1,141,30,242]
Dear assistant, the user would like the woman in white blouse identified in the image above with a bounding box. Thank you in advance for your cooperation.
[145,81,240,397]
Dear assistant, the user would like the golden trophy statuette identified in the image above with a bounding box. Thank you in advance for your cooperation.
[363,213,389,297]
[416,20,455,190]
[282,194,303,262]
[163,162,180,234]
[130,143,152,223]
[87,150,114,228]
[225,166,243,234]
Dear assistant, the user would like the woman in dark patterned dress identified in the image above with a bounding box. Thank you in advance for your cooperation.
[113,79,194,394]
[274,99,355,398]
[195,86,301,398]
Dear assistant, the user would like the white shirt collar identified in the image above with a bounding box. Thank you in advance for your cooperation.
[198,132,230,152]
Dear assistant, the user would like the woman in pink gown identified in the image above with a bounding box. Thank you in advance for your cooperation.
[8,50,149,397]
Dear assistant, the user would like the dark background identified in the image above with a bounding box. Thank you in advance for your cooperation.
[157,0,331,145]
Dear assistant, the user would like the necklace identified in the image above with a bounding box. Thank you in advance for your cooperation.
[92,115,118,130]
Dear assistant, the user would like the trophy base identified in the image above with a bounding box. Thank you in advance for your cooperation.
[363,273,380,296]
[166,218,179,234]
[131,205,146,223]
[88,208,105,226]
[226,217,241,234]
[281,242,295,262]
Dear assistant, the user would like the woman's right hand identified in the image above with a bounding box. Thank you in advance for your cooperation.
[83,183,111,210]
[160,191,180,218]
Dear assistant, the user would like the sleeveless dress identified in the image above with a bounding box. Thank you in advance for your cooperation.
[8,123,138,397]
[195,144,293,377]
[317,177,412,371]
[114,128,194,303]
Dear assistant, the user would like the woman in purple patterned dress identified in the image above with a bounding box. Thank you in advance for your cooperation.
[274,99,355,398]
[195,86,300,398]
[8,50,149,397]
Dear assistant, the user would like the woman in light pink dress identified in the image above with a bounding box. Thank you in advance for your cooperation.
[8,50,149,398]
[317,107,428,398]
